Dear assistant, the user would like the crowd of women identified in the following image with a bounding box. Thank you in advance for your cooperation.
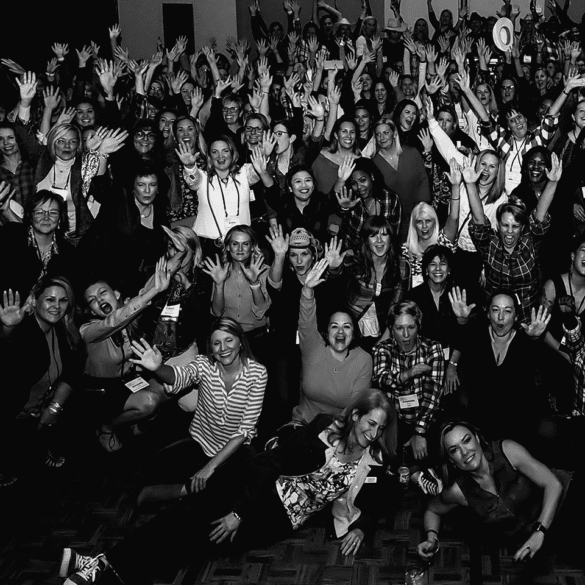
[1,0,585,582]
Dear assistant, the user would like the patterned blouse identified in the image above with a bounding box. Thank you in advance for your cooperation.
[276,454,361,530]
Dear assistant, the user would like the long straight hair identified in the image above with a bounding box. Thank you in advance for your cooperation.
[475,149,506,205]
[404,202,439,258]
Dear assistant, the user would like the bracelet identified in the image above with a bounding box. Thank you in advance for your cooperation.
[414,429,426,437]
[231,511,242,522]
[448,359,458,367]
[563,90,570,96]
[48,402,63,415]
[427,529,439,539]
[249,281,261,289]
[533,521,547,535]
[315,118,324,122]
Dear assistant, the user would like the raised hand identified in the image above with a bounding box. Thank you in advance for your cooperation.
[43,86,61,111]
[98,60,119,95]
[323,236,348,269]
[46,58,60,75]
[444,157,462,185]
[250,145,268,175]
[388,69,400,87]
[85,126,108,152]
[545,153,562,183]
[448,286,476,320]
[328,83,342,106]
[149,51,164,69]
[175,141,198,167]
[337,155,356,182]
[76,45,93,67]
[304,258,329,289]
[307,95,325,120]
[521,306,551,338]
[109,24,122,40]
[91,41,100,58]
[51,43,70,60]
[242,253,268,284]
[202,255,229,285]
[0,290,31,328]
[418,128,433,153]
[336,186,359,210]
[461,156,481,184]
[170,69,188,94]
[422,95,435,121]
[256,38,269,58]
[153,257,172,293]
[261,130,276,157]
[56,106,76,125]
[16,72,37,106]
[113,45,129,63]
[129,338,164,371]
[455,69,470,93]
[99,128,129,155]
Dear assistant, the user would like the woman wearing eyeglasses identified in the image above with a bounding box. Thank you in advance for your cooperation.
[0,190,79,298]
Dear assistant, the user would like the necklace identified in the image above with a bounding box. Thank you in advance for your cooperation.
[140,205,153,219]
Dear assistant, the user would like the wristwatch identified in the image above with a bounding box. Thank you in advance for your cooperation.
[533,522,547,535]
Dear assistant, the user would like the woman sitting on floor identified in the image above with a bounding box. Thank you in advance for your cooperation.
[59,389,397,585]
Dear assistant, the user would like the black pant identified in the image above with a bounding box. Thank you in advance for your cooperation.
[107,487,292,585]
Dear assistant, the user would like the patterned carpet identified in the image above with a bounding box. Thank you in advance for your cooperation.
[1,403,583,585]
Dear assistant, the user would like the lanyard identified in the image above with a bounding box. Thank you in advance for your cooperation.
[52,166,71,190]
[207,173,241,239]
[508,138,527,172]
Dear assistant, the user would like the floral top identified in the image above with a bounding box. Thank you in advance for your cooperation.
[276,454,361,529]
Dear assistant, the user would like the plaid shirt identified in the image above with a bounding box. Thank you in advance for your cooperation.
[0,159,35,207]
[485,115,558,163]
[372,336,444,430]
[340,188,402,253]
[469,211,550,324]
[564,324,585,416]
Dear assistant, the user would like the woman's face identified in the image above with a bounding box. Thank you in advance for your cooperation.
[133,128,157,156]
[426,255,449,285]
[354,108,371,135]
[0,127,18,158]
[360,73,373,92]
[305,24,318,39]
[350,407,387,449]
[444,425,483,471]
[414,19,428,39]
[399,104,417,131]
[488,293,517,336]
[35,285,69,327]
[159,111,177,139]
[227,230,253,263]
[367,228,390,257]
[500,80,516,103]
[440,9,452,27]
[176,118,197,149]
[288,247,313,275]
[401,78,416,99]
[349,169,374,199]
[534,69,548,90]
[210,140,232,172]
[243,118,264,147]
[437,111,455,136]
[180,82,195,105]
[133,174,158,206]
[335,121,357,150]
[222,100,241,125]
[32,199,60,236]
[498,211,523,251]
[148,81,165,100]
[75,102,96,127]
[414,211,435,241]
[573,101,585,130]
[374,83,387,104]
[526,152,548,184]
[290,170,315,202]
[478,153,499,187]
[54,129,80,161]
[211,328,241,367]
[274,123,294,154]
[327,312,354,353]
[538,98,553,118]
[84,282,120,318]
[392,313,418,353]
[374,123,394,149]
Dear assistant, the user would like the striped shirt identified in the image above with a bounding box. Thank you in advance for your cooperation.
[169,356,267,457]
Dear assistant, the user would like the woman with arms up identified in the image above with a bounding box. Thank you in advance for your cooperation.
[418,420,564,564]
[60,390,397,585]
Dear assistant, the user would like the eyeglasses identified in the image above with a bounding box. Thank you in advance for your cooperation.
[244,126,264,134]
[55,138,79,147]
[274,130,289,137]
[135,131,157,141]
[222,107,240,114]
[33,210,60,219]
[501,85,515,92]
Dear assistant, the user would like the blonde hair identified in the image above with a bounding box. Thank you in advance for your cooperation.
[46,123,81,160]
[404,202,439,258]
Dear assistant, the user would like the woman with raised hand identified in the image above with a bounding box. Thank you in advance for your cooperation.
[293,256,373,424]
[465,152,562,324]
[202,224,271,362]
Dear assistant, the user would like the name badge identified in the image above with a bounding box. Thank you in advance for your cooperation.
[443,346,450,360]
[161,303,181,319]
[398,394,420,409]
[365,476,377,484]
[225,215,240,232]
[296,330,300,345]
[412,274,424,288]
[125,376,150,393]
[375,282,382,296]
[507,170,522,190]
